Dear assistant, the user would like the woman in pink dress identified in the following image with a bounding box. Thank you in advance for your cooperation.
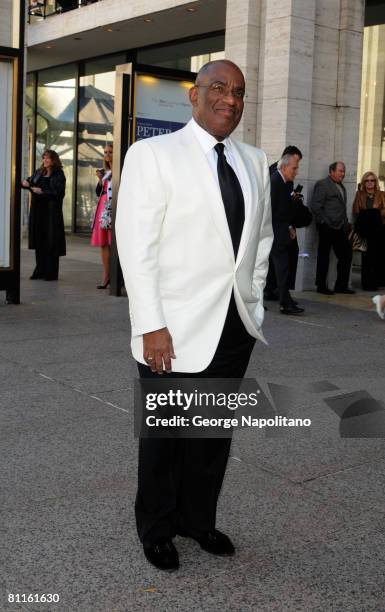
[91,144,113,288]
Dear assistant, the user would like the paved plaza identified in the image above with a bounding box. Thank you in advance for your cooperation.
[1,237,385,612]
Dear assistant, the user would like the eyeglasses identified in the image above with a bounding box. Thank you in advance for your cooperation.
[195,83,246,100]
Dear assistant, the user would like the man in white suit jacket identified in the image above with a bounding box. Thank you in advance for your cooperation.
[116,60,273,571]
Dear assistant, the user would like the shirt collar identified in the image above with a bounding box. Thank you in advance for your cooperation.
[190,117,232,155]
[328,176,345,188]
[278,169,286,183]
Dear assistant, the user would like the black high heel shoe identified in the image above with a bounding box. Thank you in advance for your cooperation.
[97,278,110,289]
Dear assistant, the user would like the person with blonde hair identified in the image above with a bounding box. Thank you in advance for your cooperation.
[352,171,385,291]
[91,143,113,289]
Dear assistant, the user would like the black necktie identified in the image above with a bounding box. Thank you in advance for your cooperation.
[214,143,245,257]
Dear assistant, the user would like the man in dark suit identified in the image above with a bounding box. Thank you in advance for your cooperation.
[265,146,303,302]
[268,154,304,315]
[311,161,355,295]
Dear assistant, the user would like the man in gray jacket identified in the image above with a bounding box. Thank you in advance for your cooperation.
[311,161,355,295]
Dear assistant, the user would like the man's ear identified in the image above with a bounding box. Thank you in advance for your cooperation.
[189,85,198,107]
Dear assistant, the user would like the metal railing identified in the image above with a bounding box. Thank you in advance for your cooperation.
[28,0,102,22]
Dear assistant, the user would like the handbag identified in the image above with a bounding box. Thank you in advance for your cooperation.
[99,174,112,230]
[348,227,367,252]
[100,200,112,230]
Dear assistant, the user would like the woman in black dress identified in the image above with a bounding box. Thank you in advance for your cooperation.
[352,171,385,291]
[22,150,66,281]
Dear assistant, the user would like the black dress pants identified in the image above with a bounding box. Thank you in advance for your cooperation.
[268,242,291,306]
[266,238,299,298]
[315,224,352,290]
[288,238,299,290]
[361,230,383,290]
[135,293,255,547]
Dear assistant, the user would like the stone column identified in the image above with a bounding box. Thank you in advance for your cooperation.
[224,0,261,144]
[250,0,318,289]
[227,0,365,290]
[303,0,365,289]
[259,0,316,172]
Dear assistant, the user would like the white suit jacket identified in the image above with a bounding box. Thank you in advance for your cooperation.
[115,121,273,372]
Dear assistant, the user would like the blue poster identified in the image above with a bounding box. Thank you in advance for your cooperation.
[135,117,185,141]
[134,75,193,142]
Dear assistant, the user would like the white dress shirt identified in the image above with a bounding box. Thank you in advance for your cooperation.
[190,118,249,214]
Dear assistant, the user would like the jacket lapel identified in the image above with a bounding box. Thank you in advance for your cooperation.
[180,124,234,261]
[231,139,259,268]
[329,177,345,203]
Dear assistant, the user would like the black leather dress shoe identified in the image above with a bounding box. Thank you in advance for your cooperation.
[317,287,334,295]
[178,529,235,555]
[280,304,304,315]
[143,538,179,571]
[334,287,356,294]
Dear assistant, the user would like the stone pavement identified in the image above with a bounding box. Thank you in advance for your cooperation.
[1,237,385,612]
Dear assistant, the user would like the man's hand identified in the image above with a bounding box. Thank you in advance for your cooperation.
[143,327,176,374]
[289,227,297,240]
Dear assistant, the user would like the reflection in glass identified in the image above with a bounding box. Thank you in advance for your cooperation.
[358,25,385,190]
[76,59,122,232]
[36,65,76,229]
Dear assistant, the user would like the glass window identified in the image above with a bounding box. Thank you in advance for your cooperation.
[76,55,125,232]
[36,64,76,230]
[358,25,385,189]
[0,59,13,268]
[137,34,225,71]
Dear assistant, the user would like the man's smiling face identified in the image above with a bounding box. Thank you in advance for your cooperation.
[189,61,245,141]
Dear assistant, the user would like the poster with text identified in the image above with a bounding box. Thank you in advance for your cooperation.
[134,75,193,142]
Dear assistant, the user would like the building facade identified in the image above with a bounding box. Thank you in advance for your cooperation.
[25,0,382,289]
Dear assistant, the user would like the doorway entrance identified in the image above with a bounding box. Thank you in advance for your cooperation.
[110,63,196,295]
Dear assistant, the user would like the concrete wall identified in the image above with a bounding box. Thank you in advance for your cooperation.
[28,0,195,45]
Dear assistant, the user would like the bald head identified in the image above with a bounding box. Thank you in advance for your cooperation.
[329,161,346,184]
[195,60,245,87]
[189,60,245,140]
